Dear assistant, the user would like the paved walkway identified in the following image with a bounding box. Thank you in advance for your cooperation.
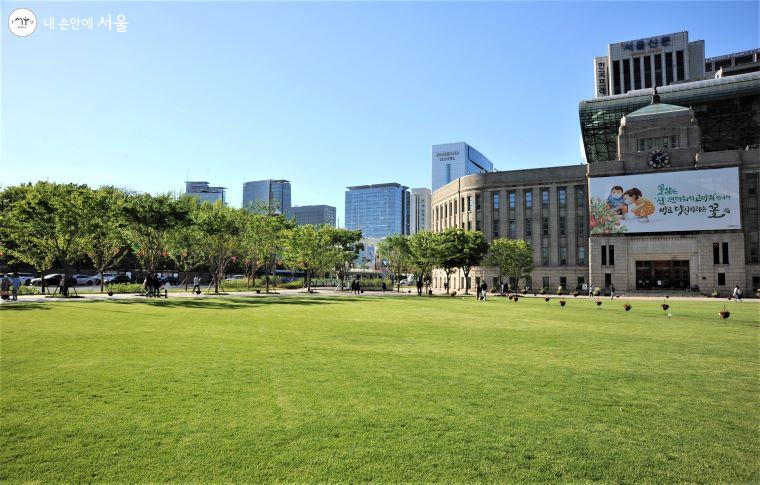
[3,288,757,304]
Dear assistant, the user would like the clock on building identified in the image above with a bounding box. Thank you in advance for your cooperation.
[648,149,671,168]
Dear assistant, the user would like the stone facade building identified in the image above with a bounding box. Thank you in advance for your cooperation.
[431,89,760,295]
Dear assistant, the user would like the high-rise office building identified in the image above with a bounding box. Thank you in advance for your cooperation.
[345,183,410,239]
[409,188,431,234]
[593,31,760,99]
[291,205,336,227]
[432,142,493,191]
[184,181,226,205]
[242,179,291,215]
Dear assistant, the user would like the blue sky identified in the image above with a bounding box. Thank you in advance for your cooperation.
[2,1,758,222]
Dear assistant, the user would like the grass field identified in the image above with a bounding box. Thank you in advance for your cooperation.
[1,295,758,482]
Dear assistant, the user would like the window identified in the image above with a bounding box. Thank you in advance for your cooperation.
[670,135,679,148]
[718,272,726,286]
[542,247,549,266]
[644,55,652,88]
[476,219,481,231]
[492,193,500,210]
[577,246,586,265]
[542,216,549,236]
[508,191,516,209]
[492,218,500,238]
[608,245,615,266]
[665,52,673,85]
[753,276,760,291]
[558,187,567,207]
[575,186,585,207]
[559,276,567,289]
[576,215,585,235]
[722,242,729,264]
[542,276,550,289]
[524,191,533,209]
[638,139,646,152]
[633,57,642,89]
[508,220,516,238]
[623,58,631,93]
[577,276,585,287]
[559,216,566,236]
[461,197,465,212]
[676,50,684,81]
[475,194,481,211]
[612,60,621,94]
[559,247,567,266]
[525,217,532,237]
[541,189,550,206]
[705,62,712,72]
[654,53,663,87]
[467,196,472,212]
[601,245,607,266]
[605,273,612,287]
[467,221,471,230]
[713,243,720,264]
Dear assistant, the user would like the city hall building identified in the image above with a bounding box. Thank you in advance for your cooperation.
[431,79,760,294]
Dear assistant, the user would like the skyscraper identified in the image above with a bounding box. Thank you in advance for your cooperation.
[345,183,410,239]
[242,179,291,215]
[184,181,226,205]
[431,142,493,191]
[409,188,431,234]
[291,205,337,227]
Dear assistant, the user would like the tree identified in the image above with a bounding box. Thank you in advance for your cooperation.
[457,230,489,294]
[377,234,410,292]
[192,202,245,294]
[484,238,533,290]
[320,227,363,291]
[165,217,206,291]
[282,225,332,293]
[1,182,90,294]
[241,204,293,293]
[407,231,440,295]
[121,193,192,274]
[435,228,461,293]
[81,187,129,292]
[0,184,57,293]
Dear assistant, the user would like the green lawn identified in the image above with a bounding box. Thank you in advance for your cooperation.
[1,295,758,482]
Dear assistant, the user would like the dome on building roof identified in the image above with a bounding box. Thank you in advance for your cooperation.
[626,102,690,117]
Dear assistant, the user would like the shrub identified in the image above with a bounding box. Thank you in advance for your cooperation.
[711,289,720,298]
[18,286,41,296]
[450,291,457,296]
[593,287,601,296]
[282,279,305,289]
[105,283,144,294]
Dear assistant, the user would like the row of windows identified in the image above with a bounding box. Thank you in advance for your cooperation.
[637,135,680,152]
[612,50,686,95]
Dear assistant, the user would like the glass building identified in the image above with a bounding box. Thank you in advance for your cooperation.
[184,181,226,205]
[291,205,336,227]
[431,142,493,191]
[242,179,291,215]
[345,183,410,239]
[579,72,760,163]
[409,187,431,234]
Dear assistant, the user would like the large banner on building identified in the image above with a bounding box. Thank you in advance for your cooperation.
[589,167,741,234]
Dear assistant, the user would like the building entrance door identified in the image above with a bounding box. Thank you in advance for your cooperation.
[635,260,690,289]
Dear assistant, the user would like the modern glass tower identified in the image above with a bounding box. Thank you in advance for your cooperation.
[431,142,493,191]
[345,183,410,239]
[409,187,431,234]
[184,181,226,205]
[242,179,291,215]
[291,205,337,227]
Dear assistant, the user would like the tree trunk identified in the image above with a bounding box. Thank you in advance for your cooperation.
[100,270,105,293]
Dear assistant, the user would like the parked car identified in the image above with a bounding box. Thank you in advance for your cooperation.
[225,274,246,281]
[30,274,64,287]
[13,272,36,286]
[159,276,180,285]
[105,274,131,285]
[72,274,100,286]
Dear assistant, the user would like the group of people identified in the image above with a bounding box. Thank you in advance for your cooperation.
[350,279,363,294]
[475,281,489,301]
[0,273,22,301]
[143,273,169,298]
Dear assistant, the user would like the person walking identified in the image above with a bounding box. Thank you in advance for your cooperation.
[609,283,615,300]
[416,278,423,296]
[192,274,201,294]
[481,281,488,301]
[163,279,171,298]
[10,272,21,301]
[381,281,387,293]
[476,282,482,301]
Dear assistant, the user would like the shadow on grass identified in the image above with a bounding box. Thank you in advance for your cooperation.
[0,302,52,311]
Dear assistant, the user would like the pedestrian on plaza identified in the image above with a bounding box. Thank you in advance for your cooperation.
[481,281,488,301]
[0,274,11,301]
[476,283,482,300]
[153,275,161,297]
[416,278,423,296]
[163,279,171,298]
[192,274,201,294]
[609,283,615,299]
[733,285,742,301]
[10,272,21,301]
[381,281,387,293]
